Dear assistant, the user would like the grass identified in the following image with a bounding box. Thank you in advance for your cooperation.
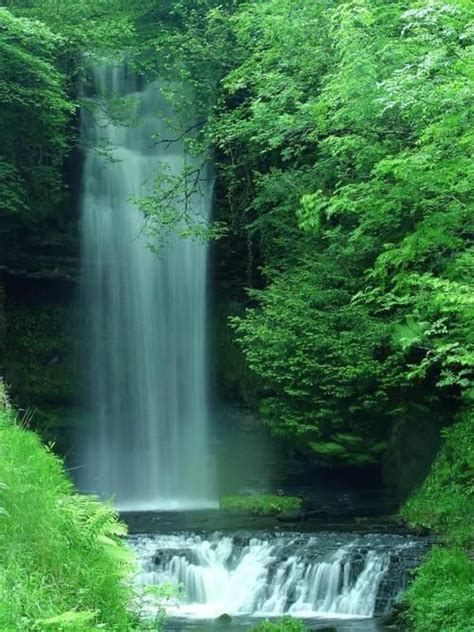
[405,548,474,632]
[220,494,302,516]
[0,386,143,630]
[402,411,474,631]
[401,412,474,547]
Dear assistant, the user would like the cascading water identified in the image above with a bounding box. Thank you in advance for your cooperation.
[130,532,427,621]
[78,63,216,510]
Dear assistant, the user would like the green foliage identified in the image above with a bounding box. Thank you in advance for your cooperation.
[0,1,161,224]
[220,494,302,516]
[232,259,391,459]
[215,299,257,402]
[402,411,474,631]
[309,437,387,466]
[0,8,75,220]
[402,412,474,547]
[0,402,141,630]
[206,0,474,460]
[7,0,138,51]
[251,618,307,632]
[133,159,228,248]
[126,0,239,245]
[5,0,472,467]
[405,547,474,632]
[1,1,472,626]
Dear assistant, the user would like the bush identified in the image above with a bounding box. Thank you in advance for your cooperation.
[220,494,302,516]
[406,547,474,632]
[0,403,141,630]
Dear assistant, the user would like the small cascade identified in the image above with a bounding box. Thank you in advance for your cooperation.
[130,532,427,620]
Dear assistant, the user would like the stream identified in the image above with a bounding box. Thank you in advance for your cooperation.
[124,512,430,631]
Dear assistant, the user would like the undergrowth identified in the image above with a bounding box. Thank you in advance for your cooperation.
[402,412,474,547]
[405,548,474,632]
[402,412,474,631]
[0,384,143,630]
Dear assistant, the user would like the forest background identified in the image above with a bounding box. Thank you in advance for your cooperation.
[0,0,473,630]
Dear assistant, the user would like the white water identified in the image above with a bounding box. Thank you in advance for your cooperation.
[130,533,407,620]
[78,64,216,510]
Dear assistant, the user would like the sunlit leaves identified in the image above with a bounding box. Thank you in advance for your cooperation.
[231,259,390,457]
[214,0,473,457]
[0,8,75,218]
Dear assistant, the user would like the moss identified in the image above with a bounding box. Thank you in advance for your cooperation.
[220,494,302,517]
[27,405,75,432]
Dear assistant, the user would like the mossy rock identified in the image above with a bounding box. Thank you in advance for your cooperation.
[220,494,302,517]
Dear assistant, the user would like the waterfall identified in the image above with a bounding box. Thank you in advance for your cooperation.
[77,63,216,510]
[130,532,426,620]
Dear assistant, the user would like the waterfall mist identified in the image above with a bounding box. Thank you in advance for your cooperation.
[77,63,216,510]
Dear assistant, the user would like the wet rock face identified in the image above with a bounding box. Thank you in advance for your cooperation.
[0,211,79,284]
[374,546,427,616]
[0,209,79,424]
[1,274,77,438]
[383,412,448,502]
[153,549,199,566]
